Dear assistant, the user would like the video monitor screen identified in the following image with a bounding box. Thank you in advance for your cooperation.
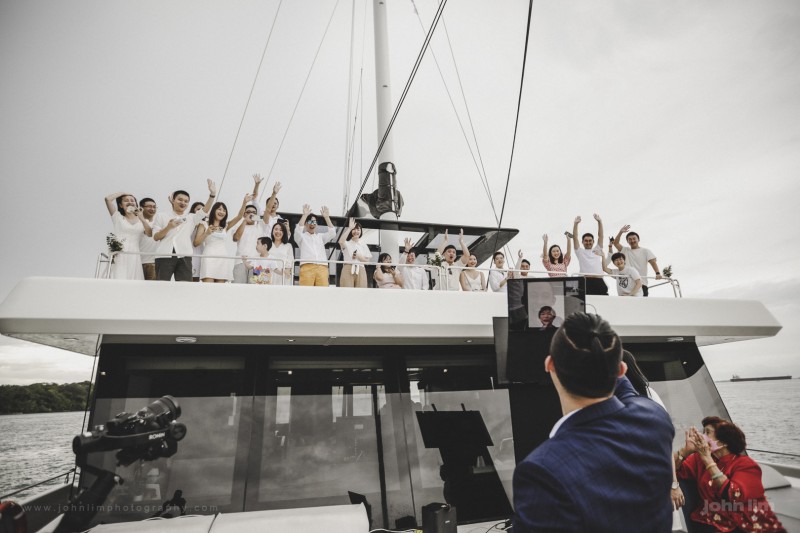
[495,277,585,384]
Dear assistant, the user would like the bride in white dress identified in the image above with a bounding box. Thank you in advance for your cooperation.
[193,194,253,283]
[104,192,152,280]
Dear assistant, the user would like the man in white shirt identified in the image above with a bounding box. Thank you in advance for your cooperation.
[152,180,216,281]
[488,251,510,293]
[612,225,662,297]
[295,204,337,286]
[435,229,470,291]
[400,238,429,290]
[232,204,267,283]
[138,197,158,280]
[572,214,609,296]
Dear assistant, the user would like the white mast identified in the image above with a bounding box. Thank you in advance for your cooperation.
[373,0,395,164]
[372,0,400,256]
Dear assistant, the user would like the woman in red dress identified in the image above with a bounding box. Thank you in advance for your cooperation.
[675,417,785,532]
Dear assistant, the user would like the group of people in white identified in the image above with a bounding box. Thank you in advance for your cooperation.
[104,177,662,295]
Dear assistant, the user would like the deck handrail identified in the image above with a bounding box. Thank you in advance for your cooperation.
[97,251,682,296]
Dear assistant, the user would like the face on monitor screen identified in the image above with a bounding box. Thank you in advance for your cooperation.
[498,277,585,384]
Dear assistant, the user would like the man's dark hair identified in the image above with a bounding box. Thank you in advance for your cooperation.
[550,313,622,398]
[581,233,594,241]
[611,252,626,262]
[140,197,156,207]
[521,259,531,267]
[626,231,640,240]
[443,244,457,253]
[493,251,504,260]
[539,306,555,317]
[172,190,190,200]
[257,236,273,251]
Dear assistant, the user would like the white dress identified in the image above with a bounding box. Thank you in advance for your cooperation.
[268,242,295,285]
[199,225,234,281]
[109,212,144,280]
[462,271,484,291]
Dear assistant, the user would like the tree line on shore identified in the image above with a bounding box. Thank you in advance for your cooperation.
[0,381,91,414]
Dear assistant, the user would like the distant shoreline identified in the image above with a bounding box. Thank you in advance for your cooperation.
[0,381,91,415]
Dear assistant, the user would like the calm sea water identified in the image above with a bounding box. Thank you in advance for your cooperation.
[0,411,86,500]
[714,379,800,468]
[1,381,799,501]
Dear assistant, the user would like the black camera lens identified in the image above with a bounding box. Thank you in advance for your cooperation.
[138,395,181,426]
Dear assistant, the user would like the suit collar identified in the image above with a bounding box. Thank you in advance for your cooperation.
[555,396,625,435]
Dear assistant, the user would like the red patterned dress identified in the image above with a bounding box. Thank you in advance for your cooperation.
[541,256,570,277]
[677,452,786,532]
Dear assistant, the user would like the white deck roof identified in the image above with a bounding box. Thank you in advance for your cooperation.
[0,277,782,355]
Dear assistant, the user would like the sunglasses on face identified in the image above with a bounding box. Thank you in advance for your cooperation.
[307,219,317,225]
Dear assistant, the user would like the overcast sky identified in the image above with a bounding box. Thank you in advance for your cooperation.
[1,0,798,385]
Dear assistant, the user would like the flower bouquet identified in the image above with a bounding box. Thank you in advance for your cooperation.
[106,233,125,264]
[427,251,444,268]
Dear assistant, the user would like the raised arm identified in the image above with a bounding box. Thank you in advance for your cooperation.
[401,237,413,262]
[601,249,612,275]
[298,204,311,229]
[594,213,604,246]
[251,173,263,198]
[202,180,217,213]
[104,193,128,216]
[339,217,355,248]
[572,216,581,250]
[319,205,336,240]
[436,229,450,255]
[458,229,470,266]
[227,193,255,231]
[233,216,247,243]
[513,249,524,278]
[613,224,629,252]
[563,233,572,262]
[263,181,281,223]
[542,234,549,262]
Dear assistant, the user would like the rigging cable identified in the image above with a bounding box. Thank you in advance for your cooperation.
[343,0,370,213]
[342,0,358,213]
[439,15,499,221]
[262,0,344,197]
[217,0,284,201]
[409,0,500,224]
[349,0,450,214]
[492,0,534,253]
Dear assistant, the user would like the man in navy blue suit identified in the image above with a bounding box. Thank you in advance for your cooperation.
[512,313,674,532]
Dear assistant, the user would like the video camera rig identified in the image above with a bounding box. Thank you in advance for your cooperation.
[55,395,187,533]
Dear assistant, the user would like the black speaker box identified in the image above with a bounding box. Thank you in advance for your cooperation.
[422,502,456,533]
